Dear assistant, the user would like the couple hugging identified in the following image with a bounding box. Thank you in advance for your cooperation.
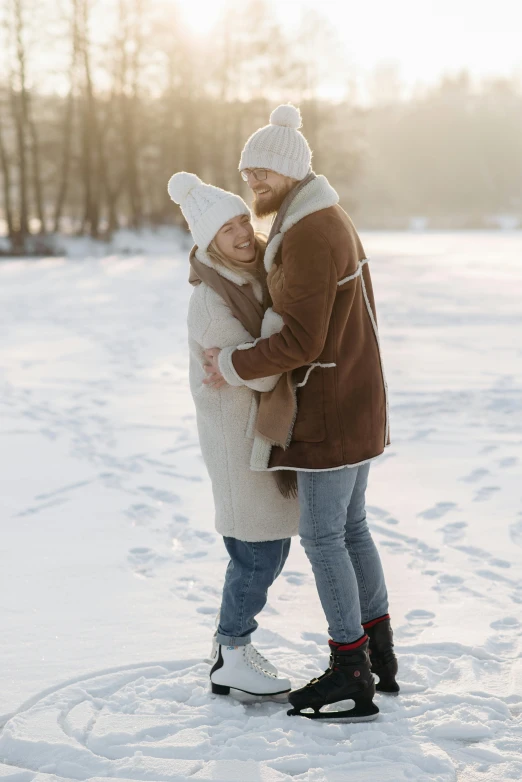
[168,104,398,722]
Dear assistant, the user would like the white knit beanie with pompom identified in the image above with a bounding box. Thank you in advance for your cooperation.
[167,172,250,251]
[238,104,312,181]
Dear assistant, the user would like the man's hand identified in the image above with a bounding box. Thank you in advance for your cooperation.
[202,348,228,389]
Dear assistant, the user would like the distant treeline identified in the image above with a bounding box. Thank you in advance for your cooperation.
[1,0,521,254]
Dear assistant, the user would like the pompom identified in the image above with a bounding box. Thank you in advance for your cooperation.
[167,172,201,204]
[269,104,302,129]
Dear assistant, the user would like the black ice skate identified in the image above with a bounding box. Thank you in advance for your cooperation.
[364,614,400,695]
[287,636,379,722]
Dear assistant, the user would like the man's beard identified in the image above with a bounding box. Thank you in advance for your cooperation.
[252,182,295,218]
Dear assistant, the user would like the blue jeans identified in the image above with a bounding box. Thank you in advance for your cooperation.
[216,536,291,646]
[298,464,389,644]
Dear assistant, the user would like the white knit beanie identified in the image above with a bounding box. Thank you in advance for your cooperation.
[238,104,312,181]
[167,172,250,251]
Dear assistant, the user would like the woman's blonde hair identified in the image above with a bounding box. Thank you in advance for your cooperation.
[207,233,267,280]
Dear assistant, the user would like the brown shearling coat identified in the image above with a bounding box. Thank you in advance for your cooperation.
[229,202,390,471]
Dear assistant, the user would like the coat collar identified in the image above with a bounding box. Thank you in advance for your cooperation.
[263,175,339,272]
[192,246,264,303]
[194,246,247,287]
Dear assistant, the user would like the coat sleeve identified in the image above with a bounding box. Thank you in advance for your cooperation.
[218,223,337,384]
[187,286,281,393]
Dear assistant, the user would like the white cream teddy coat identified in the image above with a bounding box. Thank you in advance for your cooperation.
[187,251,299,542]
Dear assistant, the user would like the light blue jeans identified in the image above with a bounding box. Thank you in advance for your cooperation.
[216,536,291,646]
[298,464,389,644]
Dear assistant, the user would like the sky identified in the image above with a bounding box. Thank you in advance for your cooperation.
[178,0,522,96]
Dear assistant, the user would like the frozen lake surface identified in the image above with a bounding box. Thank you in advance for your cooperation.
[1,231,521,781]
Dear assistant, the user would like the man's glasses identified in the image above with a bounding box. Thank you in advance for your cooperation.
[240,168,268,182]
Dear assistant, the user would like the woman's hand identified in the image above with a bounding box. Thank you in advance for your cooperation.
[203,348,227,388]
[267,264,285,315]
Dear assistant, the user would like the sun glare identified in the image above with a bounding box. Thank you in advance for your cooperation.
[176,0,224,35]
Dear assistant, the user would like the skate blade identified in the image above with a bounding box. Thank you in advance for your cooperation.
[230,689,289,704]
[287,703,379,723]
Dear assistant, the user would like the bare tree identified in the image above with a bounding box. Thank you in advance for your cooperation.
[11,0,45,233]
[4,0,519,244]
[113,0,145,229]
[78,0,101,237]
[0,108,14,239]
[7,3,28,247]
[52,0,80,233]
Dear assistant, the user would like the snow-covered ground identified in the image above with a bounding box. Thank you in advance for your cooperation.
[1,231,521,782]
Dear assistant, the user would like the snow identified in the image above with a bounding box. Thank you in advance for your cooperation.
[1,231,521,781]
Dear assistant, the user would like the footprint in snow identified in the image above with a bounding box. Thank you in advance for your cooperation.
[487,616,521,654]
[498,457,518,468]
[139,485,180,504]
[476,569,515,585]
[473,486,501,502]
[168,523,214,559]
[367,505,399,525]
[129,546,154,557]
[192,529,216,544]
[418,502,458,521]
[183,592,204,603]
[438,521,468,544]
[125,503,159,524]
[301,631,329,646]
[173,577,213,606]
[509,519,522,547]
[490,617,520,631]
[511,587,522,605]
[99,471,125,489]
[372,523,441,562]
[460,468,490,483]
[396,609,435,638]
[128,547,155,578]
[455,545,511,569]
[413,428,436,440]
[127,547,169,578]
[197,606,218,615]
[433,574,464,595]
[406,609,436,624]
[283,571,307,585]
[200,584,221,597]
[380,539,406,554]
[41,427,58,440]
[16,497,69,517]
[157,469,203,482]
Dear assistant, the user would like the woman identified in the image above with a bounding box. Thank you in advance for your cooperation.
[168,172,299,700]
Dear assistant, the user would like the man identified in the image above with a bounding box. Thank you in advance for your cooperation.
[203,104,398,722]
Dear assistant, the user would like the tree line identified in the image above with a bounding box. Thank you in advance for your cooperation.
[1,0,521,254]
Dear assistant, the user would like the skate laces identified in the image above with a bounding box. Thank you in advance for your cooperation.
[246,645,275,674]
[242,646,273,678]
